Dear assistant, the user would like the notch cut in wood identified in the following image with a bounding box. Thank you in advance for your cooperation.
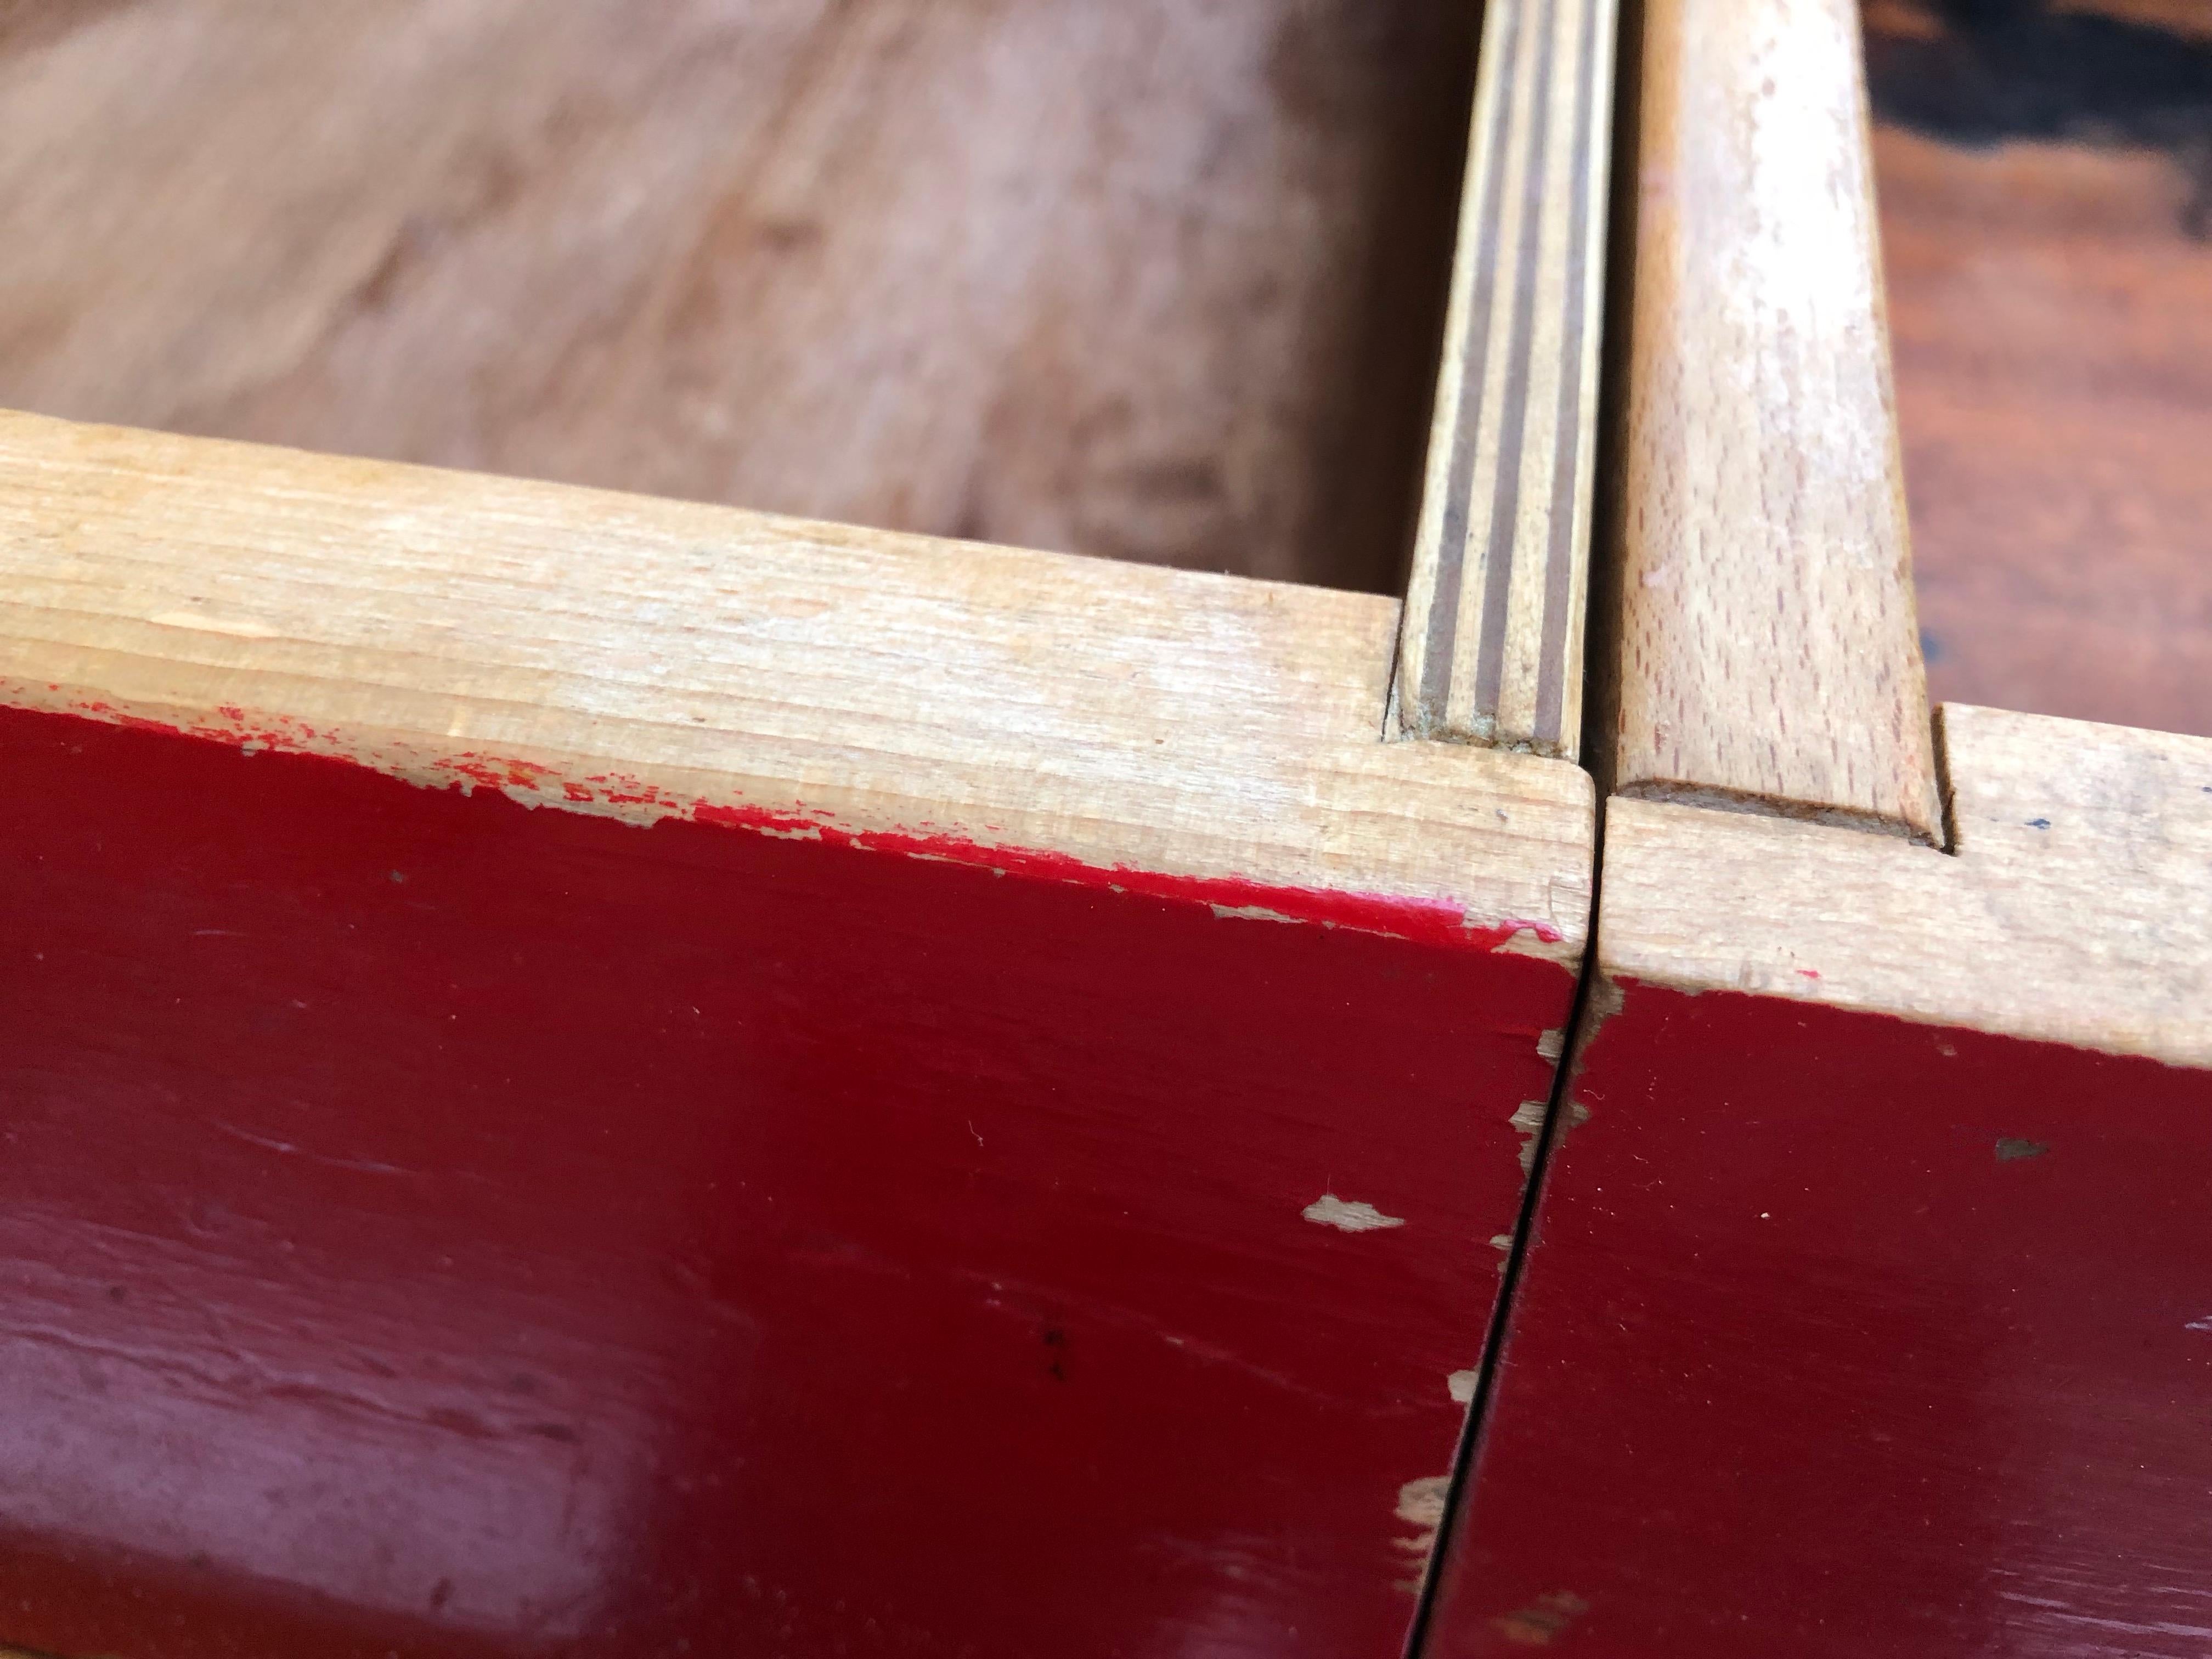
[1394,0,1620,761]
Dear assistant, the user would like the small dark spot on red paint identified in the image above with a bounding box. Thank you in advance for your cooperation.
[527,1422,582,1443]
[430,1577,454,1612]
[2025,817,2051,830]
[1044,1325,1068,1381]
[1996,1137,2049,1161]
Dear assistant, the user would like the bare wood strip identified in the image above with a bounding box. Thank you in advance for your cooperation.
[1601,704,2212,1070]
[0,410,1595,958]
[1395,0,1619,759]
[1607,0,1943,840]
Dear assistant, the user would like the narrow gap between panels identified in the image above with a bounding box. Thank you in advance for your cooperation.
[1401,817,1610,1656]
[1930,702,1962,856]
[1399,701,1960,1651]
[1401,0,1639,1628]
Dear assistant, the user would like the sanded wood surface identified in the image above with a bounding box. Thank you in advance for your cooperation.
[1392,0,1618,758]
[0,410,1594,955]
[1599,703,2212,1068]
[1866,0,2212,740]
[1605,0,1943,839]
[0,0,1479,591]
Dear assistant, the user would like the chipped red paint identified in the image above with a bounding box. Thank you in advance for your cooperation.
[0,704,1575,1658]
[1426,978,2212,1658]
[47,692,1562,956]
[690,802,1565,954]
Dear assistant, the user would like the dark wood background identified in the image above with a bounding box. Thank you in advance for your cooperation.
[0,0,1474,594]
[1867,0,2212,738]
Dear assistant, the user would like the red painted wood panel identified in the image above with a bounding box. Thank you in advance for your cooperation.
[1426,980,2212,1657]
[0,706,1571,1657]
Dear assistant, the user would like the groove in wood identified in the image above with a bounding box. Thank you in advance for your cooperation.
[1395,0,1618,760]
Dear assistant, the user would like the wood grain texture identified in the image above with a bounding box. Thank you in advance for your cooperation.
[0,0,1479,591]
[1598,703,2212,1067]
[0,409,1594,955]
[1392,0,1619,758]
[1866,0,2212,739]
[1606,0,1944,839]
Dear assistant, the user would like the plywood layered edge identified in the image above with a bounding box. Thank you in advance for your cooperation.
[1393,0,1619,760]
[0,409,1594,960]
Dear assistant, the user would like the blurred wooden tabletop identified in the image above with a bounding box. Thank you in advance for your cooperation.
[1867,0,2212,739]
[4,0,2205,732]
[0,0,1474,592]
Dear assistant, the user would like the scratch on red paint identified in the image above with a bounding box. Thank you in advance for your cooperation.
[44,694,1559,956]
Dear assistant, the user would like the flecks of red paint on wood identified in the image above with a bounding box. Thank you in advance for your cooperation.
[0,705,1575,1658]
[53,694,1561,955]
[1426,978,2212,1658]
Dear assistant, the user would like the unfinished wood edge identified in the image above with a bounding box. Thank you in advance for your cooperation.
[0,410,1596,961]
[1612,778,1933,844]
[1850,0,1947,845]
[1606,0,1942,842]
[15,669,1599,968]
[0,409,1385,637]
[1393,0,1618,761]
[1594,703,2212,1070]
